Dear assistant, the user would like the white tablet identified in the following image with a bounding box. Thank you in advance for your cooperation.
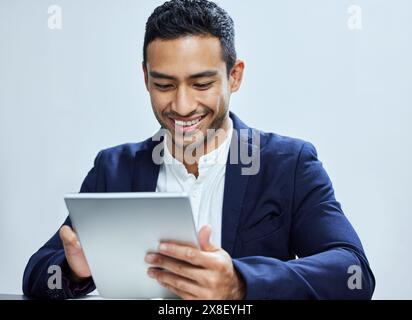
[64,192,199,299]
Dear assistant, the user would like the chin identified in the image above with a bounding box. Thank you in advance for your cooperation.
[174,131,207,150]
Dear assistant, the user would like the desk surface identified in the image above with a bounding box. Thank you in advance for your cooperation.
[0,294,102,300]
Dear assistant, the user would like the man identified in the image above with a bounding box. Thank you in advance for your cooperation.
[23,0,375,300]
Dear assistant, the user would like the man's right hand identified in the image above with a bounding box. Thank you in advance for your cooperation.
[59,225,92,282]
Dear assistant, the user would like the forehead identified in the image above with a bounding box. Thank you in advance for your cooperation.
[146,35,226,77]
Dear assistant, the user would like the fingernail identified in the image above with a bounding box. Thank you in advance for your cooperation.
[158,243,167,251]
[76,241,81,249]
[147,269,155,278]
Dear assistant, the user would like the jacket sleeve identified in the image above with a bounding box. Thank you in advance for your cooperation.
[22,152,104,299]
[232,142,375,299]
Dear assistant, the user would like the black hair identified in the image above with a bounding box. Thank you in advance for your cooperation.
[143,0,236,77]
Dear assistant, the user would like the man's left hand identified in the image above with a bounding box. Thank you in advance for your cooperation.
[145,225,246,300]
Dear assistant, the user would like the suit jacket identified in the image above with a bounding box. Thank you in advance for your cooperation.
[22,112,375,299]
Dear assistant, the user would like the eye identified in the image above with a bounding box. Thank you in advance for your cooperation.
[154,83,174,91]
[193,81,215,90]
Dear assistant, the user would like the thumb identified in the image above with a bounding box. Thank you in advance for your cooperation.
[198,225,217,252]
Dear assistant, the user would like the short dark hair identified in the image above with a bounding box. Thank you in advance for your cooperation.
[143,0,236,77]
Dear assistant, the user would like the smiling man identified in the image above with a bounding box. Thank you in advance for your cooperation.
[23,0,375,300]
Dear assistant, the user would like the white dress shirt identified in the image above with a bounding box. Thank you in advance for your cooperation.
[156,119,233,247]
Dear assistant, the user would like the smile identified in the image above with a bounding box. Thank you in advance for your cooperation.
[171,115,206,133]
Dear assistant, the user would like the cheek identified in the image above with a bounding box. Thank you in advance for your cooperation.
[201,88,226,111]
[149,87,227,114]
[150,92,170,112]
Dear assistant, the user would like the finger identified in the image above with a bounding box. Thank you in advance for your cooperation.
[157,242,215,268]
[198,225,217,252]
[59,226,81,253]
[145,253,202,282]
[160,282,197,300]
[149,269,202,299]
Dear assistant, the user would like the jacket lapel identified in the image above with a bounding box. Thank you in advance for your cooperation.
[132,139,161,192]
[221,112,253,256]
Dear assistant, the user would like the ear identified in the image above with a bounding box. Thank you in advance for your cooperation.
[229,59,245,93]
[142,62,149,91]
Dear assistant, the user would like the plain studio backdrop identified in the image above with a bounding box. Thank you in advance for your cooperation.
[0,0,411,299]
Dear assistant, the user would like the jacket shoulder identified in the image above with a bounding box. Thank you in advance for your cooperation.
[82,138,156,192]
[97,138,154,162]
[258,130,313,156]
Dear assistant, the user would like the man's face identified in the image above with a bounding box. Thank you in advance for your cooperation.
[143,35,241,149]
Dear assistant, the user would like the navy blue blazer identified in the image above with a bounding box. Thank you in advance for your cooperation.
[23,112,375,299]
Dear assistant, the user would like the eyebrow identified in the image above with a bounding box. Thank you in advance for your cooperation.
[149,70,218,81]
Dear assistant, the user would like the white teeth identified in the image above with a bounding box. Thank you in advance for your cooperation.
[174,117,201,127]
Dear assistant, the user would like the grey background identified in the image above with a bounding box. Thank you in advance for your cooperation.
[0,0,411,299]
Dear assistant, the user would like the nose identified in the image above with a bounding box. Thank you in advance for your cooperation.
[171,85,197,116]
